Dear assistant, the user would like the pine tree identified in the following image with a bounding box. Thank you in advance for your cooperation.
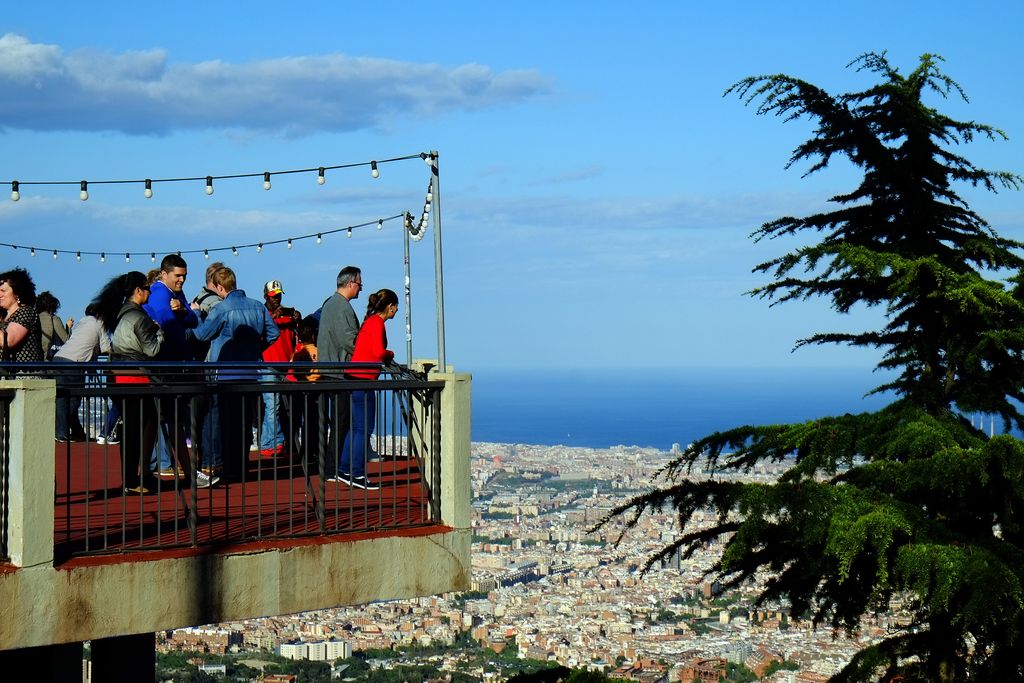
[602,53,1024,682]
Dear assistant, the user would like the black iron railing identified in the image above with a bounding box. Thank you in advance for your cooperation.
[13,361,444,560]
[0,389,11,561]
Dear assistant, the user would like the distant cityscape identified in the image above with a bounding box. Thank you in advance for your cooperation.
[156,441,910,682]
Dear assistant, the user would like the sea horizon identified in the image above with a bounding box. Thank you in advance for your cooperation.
[469,366,900,450]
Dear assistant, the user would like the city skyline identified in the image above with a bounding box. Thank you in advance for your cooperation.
[2,3,1024,372]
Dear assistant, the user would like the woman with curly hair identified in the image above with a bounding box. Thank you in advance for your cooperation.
[0,267,43,363]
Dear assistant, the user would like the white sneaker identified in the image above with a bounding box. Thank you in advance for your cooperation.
[195,471,220,488]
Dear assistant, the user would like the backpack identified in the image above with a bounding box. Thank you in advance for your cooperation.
[42,312,66,360]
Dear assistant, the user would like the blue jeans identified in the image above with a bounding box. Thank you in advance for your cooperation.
[259,390,285,452]
[53,360,85,439]
[339,390,375,479]
[150,424,174,471]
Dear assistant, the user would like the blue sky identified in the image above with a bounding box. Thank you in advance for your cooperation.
[2,2,1024,373]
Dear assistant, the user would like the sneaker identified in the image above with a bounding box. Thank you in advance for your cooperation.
[258,446,285,459]
[157,466,185,479]
[368,450,383,463]
[331,474,380,490]
[99,433,120,445]
[55,436,71,443]
[349,476,380,490]
[195,471,220,489]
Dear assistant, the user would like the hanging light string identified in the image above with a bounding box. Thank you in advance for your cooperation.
[8,152,437,201]
[0,213,413,262]
[406,174,435,242]
[2,152,438,261]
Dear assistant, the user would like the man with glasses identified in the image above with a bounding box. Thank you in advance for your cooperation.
[316,266,362,479]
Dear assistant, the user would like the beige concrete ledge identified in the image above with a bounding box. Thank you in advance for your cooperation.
[0,527,470,650]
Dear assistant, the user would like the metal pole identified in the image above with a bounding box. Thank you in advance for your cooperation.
[429,152,446,373]
[403,212,413,365]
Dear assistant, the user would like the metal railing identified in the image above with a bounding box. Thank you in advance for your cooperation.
[0,389,11,561]
[28,361,444,560]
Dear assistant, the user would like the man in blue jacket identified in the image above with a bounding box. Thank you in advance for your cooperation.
[193,266,279,482]
[144,254,201,480]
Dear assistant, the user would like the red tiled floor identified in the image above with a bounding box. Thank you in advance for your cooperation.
[53,441,432,560]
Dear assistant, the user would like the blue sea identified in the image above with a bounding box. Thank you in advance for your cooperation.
[470,367,898,449]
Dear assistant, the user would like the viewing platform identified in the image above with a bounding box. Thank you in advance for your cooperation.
[0,362,471,679]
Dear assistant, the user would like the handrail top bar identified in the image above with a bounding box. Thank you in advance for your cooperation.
[3,360,389,370]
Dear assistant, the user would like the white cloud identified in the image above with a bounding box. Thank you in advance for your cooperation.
[0,34,553,136]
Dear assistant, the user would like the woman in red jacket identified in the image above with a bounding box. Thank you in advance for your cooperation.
[333,289,397,490]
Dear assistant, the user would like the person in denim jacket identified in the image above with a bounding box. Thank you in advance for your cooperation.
[192,266,278,481]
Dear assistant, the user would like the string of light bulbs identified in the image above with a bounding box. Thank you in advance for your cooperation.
[2,152,437,261]
[0,213,418,263]
[7,151,437,201]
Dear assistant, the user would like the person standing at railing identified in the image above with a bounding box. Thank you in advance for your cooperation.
[52,303,111,443]
[259,279,301,459]
[288,315,321,463]
[317,265,362,480]
[188,261,225,477]
[143,254,199,480]
[98,271,218,494]
[192,266,279,483]
[36,291,71,360]
[0,267,43,364]
[330,288,398,491]
[98,272,162,494]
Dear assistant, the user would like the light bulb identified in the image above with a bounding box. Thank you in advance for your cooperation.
[52,250,58,260]
[144,179,153,199]
[205,176,214,195]
[347,228,353,238]
[80,180,89,201]
[150,253,156,263]
[421,152,434,166]
[263,172,271,191]
[370,161,379,179]
[316,234,322,244]
[232,246,238,256]
[11,181,19,202]
[125,253,131,263]
[257,243,263,253]
[317,167,325,185]
[76,252,81,262]
[424,203,430,214]
[287,239,293,250]
[204,249,209,259]
[100,253,106,263]
[30,247,36,257]
[377,219,383,230]
[426,191,432,202]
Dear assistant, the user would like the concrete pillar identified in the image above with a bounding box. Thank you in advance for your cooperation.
[437,371,471,530]
[0,642,82,682]
[91,633,155,683]
[3,378,56,567]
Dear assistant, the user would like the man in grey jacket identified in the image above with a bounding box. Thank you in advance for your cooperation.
[316,266,362,478]
[317,266,362,363]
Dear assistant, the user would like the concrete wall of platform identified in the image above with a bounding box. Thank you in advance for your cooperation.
[0,368,472,651]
